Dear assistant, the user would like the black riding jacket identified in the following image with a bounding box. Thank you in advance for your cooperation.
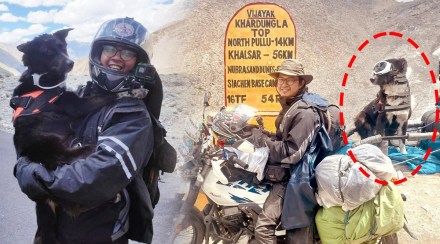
[40,96,154,243]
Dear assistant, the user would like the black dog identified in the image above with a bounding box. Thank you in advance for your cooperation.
[348,58,411,153]
[11,29,114,244]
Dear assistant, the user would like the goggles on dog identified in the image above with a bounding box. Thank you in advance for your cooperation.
[372,60,392,75]
[102,45,137,61]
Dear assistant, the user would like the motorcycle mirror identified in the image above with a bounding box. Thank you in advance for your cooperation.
[203,92,211,121]
[256,116,265,130]
[203,92,211,107]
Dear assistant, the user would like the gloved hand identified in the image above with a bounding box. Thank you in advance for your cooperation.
[250,128,269,147]
[264,135,275,147]
[261,129,276,137]
[14,157,53,201]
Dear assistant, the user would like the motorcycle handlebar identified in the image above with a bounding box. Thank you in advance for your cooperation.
[228,154,249,169]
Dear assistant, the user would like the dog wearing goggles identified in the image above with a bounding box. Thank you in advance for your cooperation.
[11,29,114,244]
[348,58,411,153]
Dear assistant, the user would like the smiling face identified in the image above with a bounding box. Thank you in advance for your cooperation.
[276,73,305,97]
[100,44,137,73]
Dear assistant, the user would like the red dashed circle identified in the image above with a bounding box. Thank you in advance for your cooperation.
[340,31,438,185]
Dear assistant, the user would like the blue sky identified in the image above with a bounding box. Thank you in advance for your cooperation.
[0,0,187,44]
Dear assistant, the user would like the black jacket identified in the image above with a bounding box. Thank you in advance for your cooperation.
[266,94,320,165]
[22,96,155,243]
[267,92,334,230]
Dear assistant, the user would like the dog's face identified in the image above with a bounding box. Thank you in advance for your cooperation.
[17,28,74,79]
[370,58,407,85]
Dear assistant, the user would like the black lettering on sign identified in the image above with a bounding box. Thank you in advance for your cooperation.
[226,79,277,88]
[235,19,284,28]
[246,9,276,18]
[228,50,261,59]
[227,65,276,74]
[261,94,280,103]
[250,28,270,37]
[251,79,264,88]
[227,38,250,47]
[226,94,247,103]
[265,79,276,87]
[274,37,294,46]
[227,79,251,88]
[251,37,271,46]
[272,50,293,59]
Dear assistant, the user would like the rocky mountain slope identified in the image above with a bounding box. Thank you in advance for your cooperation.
[0,43,23,77]
[154,0,440,121]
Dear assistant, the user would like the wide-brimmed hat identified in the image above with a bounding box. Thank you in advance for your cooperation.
[269,59,313,84]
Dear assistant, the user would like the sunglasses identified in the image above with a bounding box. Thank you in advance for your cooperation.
[102,45,137,61]
[276,77,300,85]
[372,61,392,75]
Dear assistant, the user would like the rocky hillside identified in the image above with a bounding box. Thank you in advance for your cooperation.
[152,0,440,121]
[0,43,23,77]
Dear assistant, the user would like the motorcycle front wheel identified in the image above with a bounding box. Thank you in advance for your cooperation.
[173,208,205,244]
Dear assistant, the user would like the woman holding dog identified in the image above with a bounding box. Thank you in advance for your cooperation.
[251,59,322,244]
[14,17,167,244]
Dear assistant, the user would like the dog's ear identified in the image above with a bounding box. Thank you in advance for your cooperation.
[17,42,29,53]
[398,58,407,74]
[53,28,74,41]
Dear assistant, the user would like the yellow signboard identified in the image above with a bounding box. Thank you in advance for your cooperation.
[224,3,296,130]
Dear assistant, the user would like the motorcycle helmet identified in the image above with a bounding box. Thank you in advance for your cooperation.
[211,104,257,140]
[89,17,150,92]
[421,109,440,133]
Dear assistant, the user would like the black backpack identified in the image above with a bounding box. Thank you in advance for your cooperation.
[143,112,177,207]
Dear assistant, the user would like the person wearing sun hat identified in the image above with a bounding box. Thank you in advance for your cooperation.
[253,59,321,244]
[269,59,313,82]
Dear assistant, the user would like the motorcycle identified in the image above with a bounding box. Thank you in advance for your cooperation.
[171,93,436,244]
[171,93,284,244]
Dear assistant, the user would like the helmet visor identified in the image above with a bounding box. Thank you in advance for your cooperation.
[91,64,135,92]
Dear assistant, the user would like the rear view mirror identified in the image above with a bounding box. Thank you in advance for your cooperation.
[204,92,211,107]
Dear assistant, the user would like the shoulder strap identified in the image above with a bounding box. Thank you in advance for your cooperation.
[280,99,330,142]
[299,100,327,127]
[324,109,332,133]
[279,100,301,136]
[149,112,166,148]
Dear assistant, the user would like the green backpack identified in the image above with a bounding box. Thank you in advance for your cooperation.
[315,183,404,244]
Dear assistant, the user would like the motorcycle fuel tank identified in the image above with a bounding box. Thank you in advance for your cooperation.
[201,170,270,206]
